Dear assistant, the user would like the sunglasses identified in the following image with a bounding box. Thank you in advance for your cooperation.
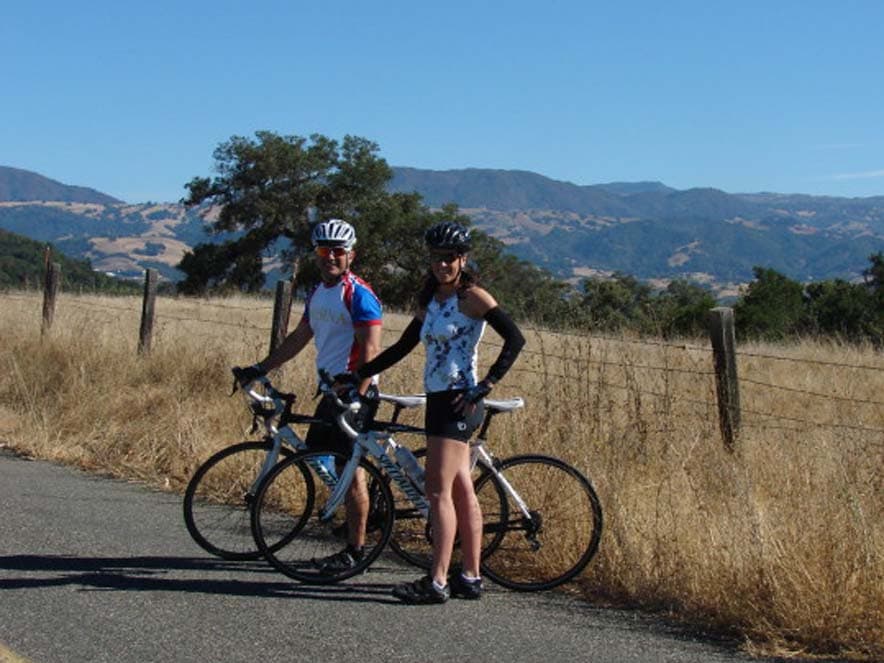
[429,251,463,264]
[315,246,350,258]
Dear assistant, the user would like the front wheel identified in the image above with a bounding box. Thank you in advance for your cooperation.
[251,451,394,584]
[183,440,296,560]
[474,454,603,591]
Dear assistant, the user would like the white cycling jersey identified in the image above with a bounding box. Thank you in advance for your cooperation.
[302,272,382,379]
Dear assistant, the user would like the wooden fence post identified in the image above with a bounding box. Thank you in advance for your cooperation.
[41,261,61,337]
[707,306,741,451]
[138,269,158,355]
[269,280,293,354]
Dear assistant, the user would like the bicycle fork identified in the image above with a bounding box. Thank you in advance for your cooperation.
[246,436,285,501]
[247,428,309,500]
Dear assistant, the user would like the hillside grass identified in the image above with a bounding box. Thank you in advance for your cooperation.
[0,290,881,660]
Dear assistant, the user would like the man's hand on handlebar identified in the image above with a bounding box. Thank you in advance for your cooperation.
[332,371,359,391]
[232,364,266,388]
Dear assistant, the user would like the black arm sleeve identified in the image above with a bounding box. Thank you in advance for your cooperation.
[483,306,525,384]
[356,316,422,380]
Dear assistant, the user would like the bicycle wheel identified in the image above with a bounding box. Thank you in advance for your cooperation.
[251,450,394,584]
[183,440,297,560]
[387,448,509,570]
[475,454,603,591]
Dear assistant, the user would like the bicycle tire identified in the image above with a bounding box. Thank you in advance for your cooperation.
[386,448,509,570]
[251,450,394,584]
[183,440,298,560]
[475,454,603,591]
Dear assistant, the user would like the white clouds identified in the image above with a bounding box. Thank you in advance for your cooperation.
[827,169,884,181]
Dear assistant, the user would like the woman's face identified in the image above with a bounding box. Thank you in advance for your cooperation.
[429,249,466,285]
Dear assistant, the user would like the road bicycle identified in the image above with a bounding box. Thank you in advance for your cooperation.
[249,370,604,591]
[182,373,425,561]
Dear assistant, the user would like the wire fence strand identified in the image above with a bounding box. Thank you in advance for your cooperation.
[4,290,882,441]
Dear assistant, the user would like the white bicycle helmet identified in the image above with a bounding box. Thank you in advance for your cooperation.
[311,219,356,249]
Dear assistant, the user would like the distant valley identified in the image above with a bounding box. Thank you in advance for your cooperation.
[1,165,882,295]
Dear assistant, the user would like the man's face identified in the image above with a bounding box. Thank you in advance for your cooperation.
[314,244,352,283]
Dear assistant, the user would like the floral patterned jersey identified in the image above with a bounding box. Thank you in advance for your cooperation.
[421,293,486,393]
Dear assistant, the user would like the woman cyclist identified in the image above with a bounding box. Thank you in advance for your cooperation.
[340,221,525,604]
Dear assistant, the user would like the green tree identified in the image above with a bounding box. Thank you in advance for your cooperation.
[864,252,884,304]
[178,132,391,294]
[734,267,805,340]
[804,279,878,342]
[469,234,580,326]
[862,252,884,343]
[579,272,653,332]
[651,279,718,338]
[177,131,583,319]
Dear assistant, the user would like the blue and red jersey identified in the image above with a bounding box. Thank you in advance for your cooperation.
[302,272,382,377]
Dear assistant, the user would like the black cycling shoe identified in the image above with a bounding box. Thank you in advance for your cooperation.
[392,575,449,604]
[449,572,483,600]
[312,548,363,575]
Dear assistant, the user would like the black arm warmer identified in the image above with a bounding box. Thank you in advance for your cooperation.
[483,306,525,384]
[356,316,423,380]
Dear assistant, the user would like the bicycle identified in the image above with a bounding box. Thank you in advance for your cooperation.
[182,372,425,561]
[250,370,604,591]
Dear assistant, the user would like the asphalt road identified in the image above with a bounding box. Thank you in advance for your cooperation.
[0,449,781,663]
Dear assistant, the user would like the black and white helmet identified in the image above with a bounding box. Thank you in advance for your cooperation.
[425,222,471,252]
[311,219,356,249]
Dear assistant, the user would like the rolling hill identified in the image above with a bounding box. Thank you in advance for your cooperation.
[0,227,141,292]
[1,165,882,293]
[390,168,884,289]
[0,166,122,205]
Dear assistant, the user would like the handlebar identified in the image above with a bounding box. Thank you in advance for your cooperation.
[231,370,297,428]
[316,369,363,439]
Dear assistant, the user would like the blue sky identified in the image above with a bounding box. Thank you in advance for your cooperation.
[3,0,884,203]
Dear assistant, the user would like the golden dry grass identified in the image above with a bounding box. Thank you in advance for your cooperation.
[0,289,881,660]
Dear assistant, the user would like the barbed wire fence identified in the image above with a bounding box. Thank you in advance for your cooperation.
[7,266,884,448]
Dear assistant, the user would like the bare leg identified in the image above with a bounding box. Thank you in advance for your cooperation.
[452,467,482,578]
[345,467,368,548]
[426,436,472,585]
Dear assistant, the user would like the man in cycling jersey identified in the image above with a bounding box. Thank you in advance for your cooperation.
[235,218,382,573]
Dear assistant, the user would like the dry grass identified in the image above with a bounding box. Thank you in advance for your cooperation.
[1,290,882,660]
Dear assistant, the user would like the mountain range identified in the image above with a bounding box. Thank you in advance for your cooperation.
[1,165,882,295]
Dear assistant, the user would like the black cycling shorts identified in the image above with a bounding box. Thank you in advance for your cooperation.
[305,386,379,454]
[424,390,485,443]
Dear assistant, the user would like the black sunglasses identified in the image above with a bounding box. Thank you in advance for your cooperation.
[429,251,463,264]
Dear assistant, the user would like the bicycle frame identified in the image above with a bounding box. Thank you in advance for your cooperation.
[244,372,534,547]
[472,443,532,522]
[240,376,428,510]
[240,380,314,497]
[315,378,530,532]
[319,405,429,522]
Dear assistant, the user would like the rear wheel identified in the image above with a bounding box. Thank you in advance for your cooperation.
[183,440,296,560]
[475,454,602,591]
[251,451,394,583]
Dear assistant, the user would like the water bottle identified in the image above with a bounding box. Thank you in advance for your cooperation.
[394,446,425,492]
[317,454,338,481]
